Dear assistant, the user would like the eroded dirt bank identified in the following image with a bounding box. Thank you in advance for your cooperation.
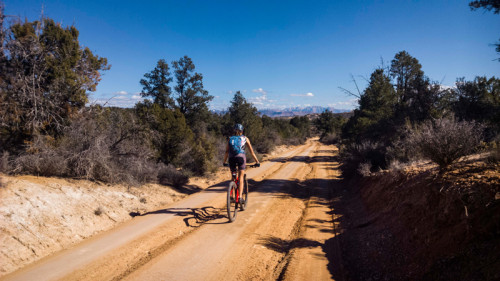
[0,175,191,276]
[336,158,500,280]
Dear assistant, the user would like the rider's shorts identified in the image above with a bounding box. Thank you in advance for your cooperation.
[229,154,246,172]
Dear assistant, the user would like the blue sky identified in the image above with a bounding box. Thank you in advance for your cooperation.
[4,0,500,110]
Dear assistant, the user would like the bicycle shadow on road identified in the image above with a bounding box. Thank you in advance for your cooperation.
[130,206,227,227]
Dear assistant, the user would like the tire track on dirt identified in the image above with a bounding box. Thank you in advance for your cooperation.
[280,143,345,281]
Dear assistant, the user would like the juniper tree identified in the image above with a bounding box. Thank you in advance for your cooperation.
[454,76,500,137]
[0,12,109,149]
[389,51,440,124]
[342,68,396,142]
[226,91,263,144]
[172,55,213,127]
[140,59,175,109]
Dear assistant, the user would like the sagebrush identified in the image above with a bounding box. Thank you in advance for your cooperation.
[404,117,483,172]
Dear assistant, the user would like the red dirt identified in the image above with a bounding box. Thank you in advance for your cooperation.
[336,157,500,280]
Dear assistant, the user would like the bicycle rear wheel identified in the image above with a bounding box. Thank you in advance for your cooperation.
[240,174,248,211]
[227,181,238,222]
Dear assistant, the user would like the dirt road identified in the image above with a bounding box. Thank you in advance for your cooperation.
[2,139,343,281]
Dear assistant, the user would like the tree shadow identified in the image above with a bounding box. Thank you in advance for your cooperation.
[258,236,322,253]
[171,184,203,194]
[246,149,349,280]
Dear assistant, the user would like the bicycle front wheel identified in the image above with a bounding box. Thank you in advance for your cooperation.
[227,181,238,222]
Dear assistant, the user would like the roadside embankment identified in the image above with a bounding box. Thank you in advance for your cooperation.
[0,175,189,277]
[338,157,499,280]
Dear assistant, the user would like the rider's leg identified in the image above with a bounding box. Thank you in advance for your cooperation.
[238,169,245,202]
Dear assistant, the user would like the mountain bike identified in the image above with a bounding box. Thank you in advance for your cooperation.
[223,163,259,222]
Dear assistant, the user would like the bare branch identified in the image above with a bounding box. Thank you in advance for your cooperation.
[338,86,360,99]
[338,73,363,98]
[351,74,362,97]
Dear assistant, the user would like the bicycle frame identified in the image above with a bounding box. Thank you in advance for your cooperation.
[230,172,240,203]
[225,163,259,222]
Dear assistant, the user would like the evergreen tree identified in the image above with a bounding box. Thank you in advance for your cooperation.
[172,56,213,127]
[140,59,175,108]
[0,14,108,148]
[454,76,500,137]
[389,51,439,124]
[226,91,263,144]
[135,100,193,165]
[390,51,424,105]
[342,68,396,142]
[315,110,346,138]
[469,0,500,13]
[290,116,311,138]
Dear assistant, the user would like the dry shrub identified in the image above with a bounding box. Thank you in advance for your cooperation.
[486,139,500,164]
[158,165,188,188]
[15,152,68,176]
[9,106,196,187]
[486,148,500,164]
[59,109,155,184]
[357,162,372,177]
[284,137,305,146]
[13,135,68,176]
[12,107,164,185]
[320,132,339,145]
[405,117,483,172]
[0,151,10,173]
[387,159,405,172]
[256,130,280,154]
[340,141,387,178]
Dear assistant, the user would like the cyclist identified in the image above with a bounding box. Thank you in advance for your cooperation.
[223,124,260,205]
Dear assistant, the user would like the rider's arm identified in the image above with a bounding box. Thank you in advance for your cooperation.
[246,137,260,164]
[223,142,229,164]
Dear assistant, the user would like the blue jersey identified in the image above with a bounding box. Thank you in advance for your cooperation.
[229,135,247,157]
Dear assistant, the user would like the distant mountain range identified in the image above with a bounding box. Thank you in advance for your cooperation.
[212,106,351,117]
[259,106,350,117]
